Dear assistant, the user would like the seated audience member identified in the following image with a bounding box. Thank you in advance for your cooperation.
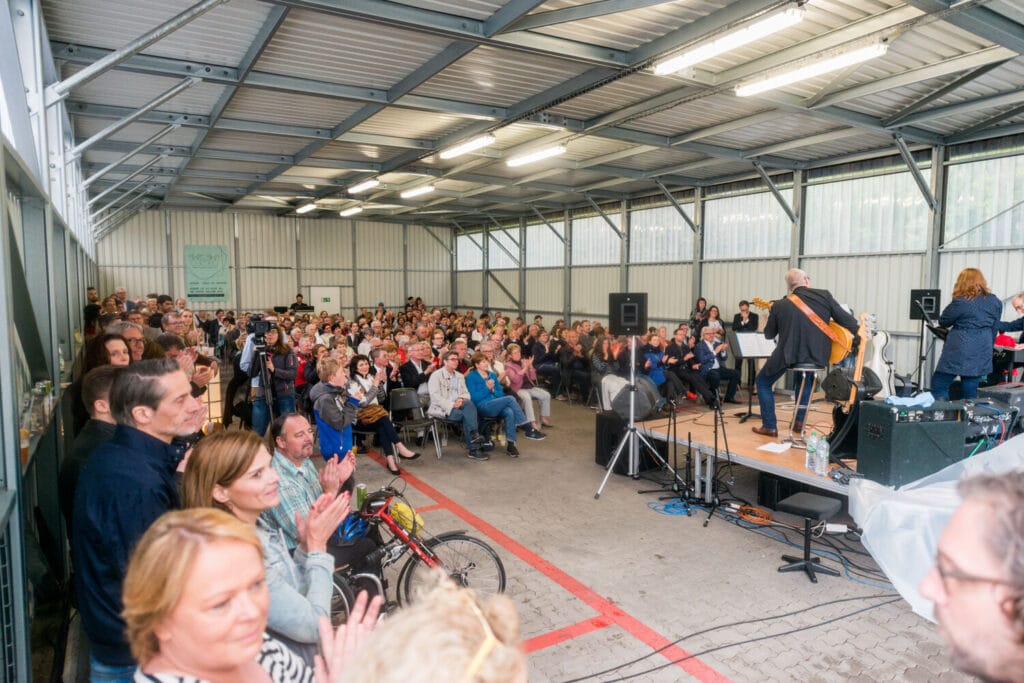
[665,325,715,405]
[531,330,561,392]
[451,338,470,373]
[69,332,132,435]
[504,344,552,430]
[641,335,686,409]
[558,330,591,399]
[123,507,381,682]
[918,471,1024,683]
[465,352,544,458]
[339,571,525,683]
[694,326,741,404]
[427,351,488,461]
[589,336,617,397]
[310,357,359,462]
[59,365,122,534]
[72,359,204,681]
[155,333,214,398]
[369,347,401,406]
[700,305,725,339]
[263,413,379,578]
[399,341,436,409]
[479,341,510,387]
[106,321,148,363]
[181,430,350,653]
[348,355,421,475]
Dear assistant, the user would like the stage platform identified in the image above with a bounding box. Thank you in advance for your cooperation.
[637,399,851,497]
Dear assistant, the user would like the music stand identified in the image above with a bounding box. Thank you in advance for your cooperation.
[728,330,775,423]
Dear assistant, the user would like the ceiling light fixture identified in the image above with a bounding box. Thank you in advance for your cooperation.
[735,42,889,97]
[506,145,566,167]
[654,6,806,75]
[295,202,318,214]
[339,206,363,217]
[348,178,380,194]
[400,185,435,199]
[439,134,496,160]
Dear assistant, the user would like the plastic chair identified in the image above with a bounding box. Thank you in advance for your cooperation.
[388,388,442,459]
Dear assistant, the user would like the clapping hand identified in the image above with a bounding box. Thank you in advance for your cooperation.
[296,491,351,554]
[313,591,383,683]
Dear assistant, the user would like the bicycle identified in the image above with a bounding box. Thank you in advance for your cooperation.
[331,483,507,623]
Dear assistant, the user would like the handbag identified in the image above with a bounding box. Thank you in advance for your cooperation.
[357,404,389,424]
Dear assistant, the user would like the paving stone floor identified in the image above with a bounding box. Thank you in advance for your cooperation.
[357,396,969,683]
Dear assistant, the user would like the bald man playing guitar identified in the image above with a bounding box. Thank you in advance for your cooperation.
[751,269,860,438]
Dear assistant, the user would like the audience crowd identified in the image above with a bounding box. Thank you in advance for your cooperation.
[67,286,768,681]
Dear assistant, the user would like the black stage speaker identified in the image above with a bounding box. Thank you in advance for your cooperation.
[609,380,659,422]
[594,411,657,475]
[909,289,940,321]
[977,385,1024,433]
[857,400,967,487]
[609,292,647,335]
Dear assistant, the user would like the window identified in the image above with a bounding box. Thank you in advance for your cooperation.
[456,233,483,271]
[571,214,621,265]
[525,222,564,267]
[703,192,790,259]
[629,205,695,263]
[944,155,1024,249]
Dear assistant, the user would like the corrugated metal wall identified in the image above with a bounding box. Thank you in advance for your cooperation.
[572,266,618,316]
[702,258,790,317]
[488,270,518,311]
[628,263,692,322]
[98,211,451,313]
[525,268,564,313]
[456,272,484,308]
[939,249,1023,308]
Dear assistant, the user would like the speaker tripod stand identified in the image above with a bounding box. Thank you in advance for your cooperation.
[637,405,696,506]
[595,335,672,499]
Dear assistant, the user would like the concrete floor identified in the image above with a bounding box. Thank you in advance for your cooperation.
[358,396,968,683]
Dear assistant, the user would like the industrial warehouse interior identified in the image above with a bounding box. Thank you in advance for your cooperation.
[3,0,1024,681]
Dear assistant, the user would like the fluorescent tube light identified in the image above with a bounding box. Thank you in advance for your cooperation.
[736,42,889,97]
[400,185,435,199]
[506,145,566,168]
[439,134,496,160]
[348,178,380,194]
[654,6,805,75]
[339,206,363,217]
[295,202,318,214]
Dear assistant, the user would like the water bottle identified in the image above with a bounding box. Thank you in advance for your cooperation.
[816,437,831,476]
[805,431,818,471]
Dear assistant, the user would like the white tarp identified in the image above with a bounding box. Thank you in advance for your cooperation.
[849,433,1024,620]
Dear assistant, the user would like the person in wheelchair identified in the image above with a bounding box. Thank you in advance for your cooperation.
[263,413,381,581]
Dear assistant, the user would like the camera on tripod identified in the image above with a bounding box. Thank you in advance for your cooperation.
[247,313,271,349]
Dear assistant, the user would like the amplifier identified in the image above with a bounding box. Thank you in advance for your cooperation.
[977,384,1024,432]
[857,400,967,487]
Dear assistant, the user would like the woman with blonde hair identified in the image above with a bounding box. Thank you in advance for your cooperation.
[931,267,1002,400]
[123,507,380,682]
[181,430,354,654]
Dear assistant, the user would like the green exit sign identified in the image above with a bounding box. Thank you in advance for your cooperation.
[322,297,331,302]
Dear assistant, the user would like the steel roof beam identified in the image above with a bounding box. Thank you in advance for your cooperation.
[946,104,1024,143]
[892,86,1024,128]
[484,0,549,36]
[743,128,865,158]
[946,122,1024,145]
[906,0,1024,54]
[884,60,1010,126]
[82,123,180,188]
[502,0,679,32]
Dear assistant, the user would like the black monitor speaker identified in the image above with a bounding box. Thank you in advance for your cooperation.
[608,292,647,336]
[909,289,941,321]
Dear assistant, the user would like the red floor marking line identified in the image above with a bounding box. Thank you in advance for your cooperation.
[367,454,732,683]
[414,503,443,513]
[521,616,612,654]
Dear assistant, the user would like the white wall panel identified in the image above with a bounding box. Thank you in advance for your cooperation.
[701,258,789,322]
[571,266,618,316]
[628,263,692,323]
[939,250,1023,309]
[456,272,483,309]
[525,268,563,313]
[299,220,352,270]
[355,221,404,269]
[240,269,296,311]
[237,214,297,267]
[98,265,168,303]
[168,212,233,265]
[356,270,403,309]
[488,270,518,311]
[97,210,166,266]
[302,268,354,287]
[406,225,451,271]
[406,271,450,307]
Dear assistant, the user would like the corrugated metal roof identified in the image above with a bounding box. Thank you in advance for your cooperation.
[62,64,227,114]
[350,109,477,141]
[221,88,366,129]
[254,10,455,89]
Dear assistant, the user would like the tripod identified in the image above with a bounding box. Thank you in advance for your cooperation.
[637,402,694,503]
[254,343,276,426]
[702,392,733,527]
[595,336,672,499]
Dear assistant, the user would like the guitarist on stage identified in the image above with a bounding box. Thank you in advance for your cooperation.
[751,268,859,438]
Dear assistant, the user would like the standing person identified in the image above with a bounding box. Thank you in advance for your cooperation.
[241,324,298,436]
[732,300,760,386]
[465,353,544,458]
[689,296,708,331]
[71,359,205,682]
[931,268,1002,400]
[918,472,1024,683]
[752,268,859,437]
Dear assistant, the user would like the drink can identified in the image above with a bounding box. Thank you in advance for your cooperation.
[355,483,367,511]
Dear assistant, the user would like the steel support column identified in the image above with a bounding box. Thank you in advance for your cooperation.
[83,123,179,188]
[654,179,697,233]
[754,163,798,224]
[894,135,937,210]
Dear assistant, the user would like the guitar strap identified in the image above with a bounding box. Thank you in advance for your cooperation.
[787,294,841,344]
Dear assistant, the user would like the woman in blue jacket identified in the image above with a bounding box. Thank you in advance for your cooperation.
[465,352,543,457]
[932,267,1002,399]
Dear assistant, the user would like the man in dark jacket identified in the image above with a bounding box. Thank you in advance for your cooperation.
[70,359,205,681]
[752,269,859,437]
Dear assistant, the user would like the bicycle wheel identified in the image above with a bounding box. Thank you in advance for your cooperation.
[398,532,506,605]
[330,573,357,626]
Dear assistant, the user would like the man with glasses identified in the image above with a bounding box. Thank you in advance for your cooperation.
[107,321,147,362]
[992,292,1024,383]
[918,472,1024,682]
[428,352,487,460]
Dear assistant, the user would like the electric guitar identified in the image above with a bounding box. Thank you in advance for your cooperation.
[751,297,854,364]
[865,315,893,399]
[840,312,873,412]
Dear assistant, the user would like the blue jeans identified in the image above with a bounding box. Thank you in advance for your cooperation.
[448,403,480,446]
[251,396,270,436]
[276,394,296,415]
[476,397,527,443]
[756,366,813,431]
[90,656,135,683]
[931,372,980,400]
